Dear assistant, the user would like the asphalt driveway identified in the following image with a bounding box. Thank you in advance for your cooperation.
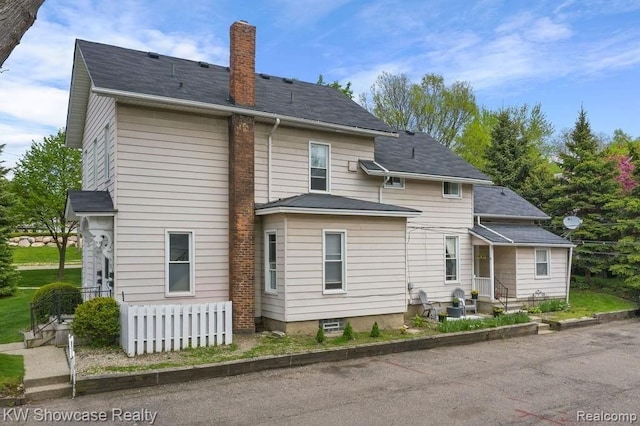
[12,319,640,425]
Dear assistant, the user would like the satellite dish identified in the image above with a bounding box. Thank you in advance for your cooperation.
[563,216,582,230]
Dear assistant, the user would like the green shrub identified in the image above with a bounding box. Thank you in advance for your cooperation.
[73,297,120,347]
[342,321,354,340]
[527,306,542,314]
[315,326,325,343]
[370,322,380,338]
[538,299,568,313]
[32,282,82,322]
[411,314,425,328]
[437,312,530,333]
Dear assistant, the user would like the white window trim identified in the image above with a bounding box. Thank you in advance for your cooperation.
[384,176,405,189]
[322,229,347,294]
[535,248,551,279]
[165,229,195,297]
[92,138,97,189]
[104,124,111,182]
[444,235,460,284]
[265,230,277,294]
[309,141,331,193]
[443,181,461,198]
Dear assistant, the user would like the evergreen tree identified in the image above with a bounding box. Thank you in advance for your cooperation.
[0,144,19,296]
[484,110,532,194]
[545,109,618,281]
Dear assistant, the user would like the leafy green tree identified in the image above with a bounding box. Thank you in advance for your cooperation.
[610,144,640,288]
[0,144,19,296]
[317,74,353,99]
[545,109,618,280]
[359,72,477,148]
[484,110,533,194]
[454,107,497,170]
[11,130,81,280]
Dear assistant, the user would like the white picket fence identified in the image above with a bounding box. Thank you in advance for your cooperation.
[119,301,233,357]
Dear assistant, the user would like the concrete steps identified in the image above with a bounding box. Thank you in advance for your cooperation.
[25,382,72,401]
[536,322,554,335]
[23,327,55,348]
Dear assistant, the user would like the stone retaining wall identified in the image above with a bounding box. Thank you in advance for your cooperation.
[7,235,81,248]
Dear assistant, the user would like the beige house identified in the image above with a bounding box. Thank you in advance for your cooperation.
[64,21,572,337]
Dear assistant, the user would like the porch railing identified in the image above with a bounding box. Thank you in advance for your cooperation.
[474,276,492,298]
[494,279,509,312]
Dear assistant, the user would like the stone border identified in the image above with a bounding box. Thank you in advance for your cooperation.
[76,322,537,396]
[543,308,639,331]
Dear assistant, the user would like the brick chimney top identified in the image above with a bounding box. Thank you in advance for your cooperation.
[229,21,256,106]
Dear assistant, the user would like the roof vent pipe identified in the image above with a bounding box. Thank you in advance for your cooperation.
[412,147,415,159]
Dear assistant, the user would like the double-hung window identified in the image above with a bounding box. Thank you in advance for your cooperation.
[166,231,194,295]
[265,231,277,293]
[443,182,461,198]
[324,231,345,292]
[535,248,550,278]
[310,142,330,192]
[445,236,459,282]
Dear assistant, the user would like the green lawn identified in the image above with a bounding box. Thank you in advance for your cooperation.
[18,268,82,288]
[0,269,82,344]
[0,354,24,397]
[545,290,638,320]
[11,246,82,265]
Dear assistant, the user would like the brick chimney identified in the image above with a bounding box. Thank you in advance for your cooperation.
[228,21,256,333]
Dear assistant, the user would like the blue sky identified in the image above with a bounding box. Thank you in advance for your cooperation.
[2,0,640,169]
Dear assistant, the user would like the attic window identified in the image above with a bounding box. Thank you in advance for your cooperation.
[260,73,271,79]
[283,78,294,84]
[384,177,405,189]
[198,61,210,68]
[443,182,461,198]
[147,52,160,59]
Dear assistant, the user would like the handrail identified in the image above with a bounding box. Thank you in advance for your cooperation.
[494,278,509,312]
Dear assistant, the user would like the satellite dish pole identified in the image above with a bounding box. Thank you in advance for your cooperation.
[562,215,581,304]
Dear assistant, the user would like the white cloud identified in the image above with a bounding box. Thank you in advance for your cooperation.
[525,17,572,42]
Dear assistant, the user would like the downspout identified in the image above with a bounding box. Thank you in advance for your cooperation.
[565,246,573,304]
[267,118,281,202]
[373,160,390,203]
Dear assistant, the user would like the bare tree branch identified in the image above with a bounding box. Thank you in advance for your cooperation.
[0,0,45,67]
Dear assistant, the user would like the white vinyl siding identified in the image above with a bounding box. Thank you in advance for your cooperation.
[493,246,517,295]
[253,125,379,204]
[82,93,116,195]
[535,248,550,278]
[283,215,406,322]
[309,142,330,193]
[323,230,346,293]
[443,181,461,198]
[445,236,459,283]
[385,180,473,302]
[258,215,286,321]
[265,231,277,293]
[115,106,229,304]
[516,247,568,299]
[165,230,194,296]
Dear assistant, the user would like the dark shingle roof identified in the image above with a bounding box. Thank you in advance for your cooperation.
[470,223,571,246]
[255,193,420,216]
[66,190,115,215]
[76,40,394,134]
[361,131,491,182]
[474,185,549,219]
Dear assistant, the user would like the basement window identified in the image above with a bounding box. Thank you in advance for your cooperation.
[319,318,345,332]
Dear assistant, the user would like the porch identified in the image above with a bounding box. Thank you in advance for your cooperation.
[472,245,525,313]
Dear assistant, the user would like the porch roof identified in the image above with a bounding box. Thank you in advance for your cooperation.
[65,190,116,220]
[255,193,421,217]
[470,223,573,247]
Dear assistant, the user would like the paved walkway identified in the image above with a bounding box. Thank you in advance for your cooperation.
[0,342,70,388]
[15,264,81,271]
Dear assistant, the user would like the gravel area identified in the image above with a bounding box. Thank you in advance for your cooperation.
[75,334,261,376]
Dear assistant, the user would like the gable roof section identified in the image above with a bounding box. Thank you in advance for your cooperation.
[474,185,550,219]
[255,193,420,217]
[470,223,572,247]
[360,131,492,184]
[65,190,116,220]
[66,39,396,147]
